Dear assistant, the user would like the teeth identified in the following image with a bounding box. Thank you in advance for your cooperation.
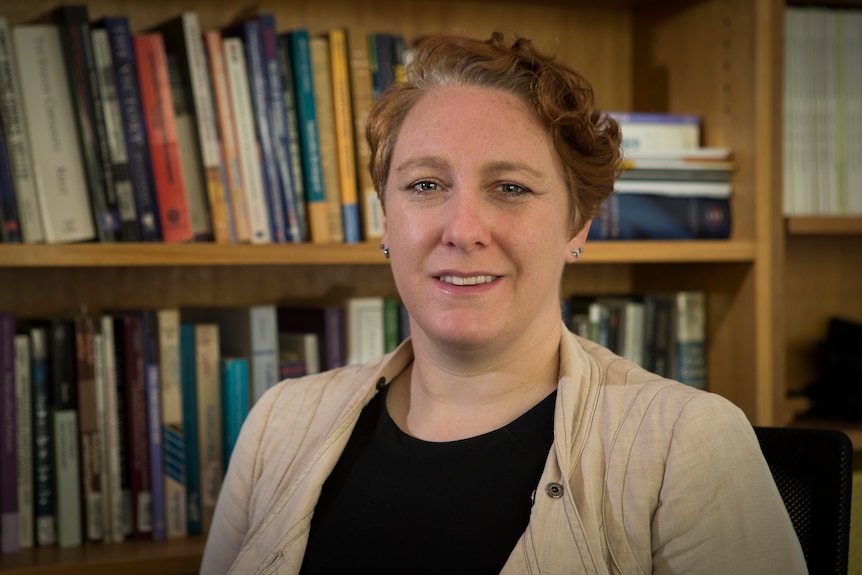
[439,275,498,286]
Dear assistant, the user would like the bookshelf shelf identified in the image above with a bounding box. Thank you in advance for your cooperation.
[0,240,757,268]
[785,216,862,235]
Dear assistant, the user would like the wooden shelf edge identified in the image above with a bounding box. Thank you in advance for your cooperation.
[785,216,862,235]
[0,240,757,267]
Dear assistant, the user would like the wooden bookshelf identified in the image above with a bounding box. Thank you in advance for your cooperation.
[786,216,862,235]
[0,0,793,571]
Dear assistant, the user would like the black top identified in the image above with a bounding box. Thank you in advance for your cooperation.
[299,385,557,575]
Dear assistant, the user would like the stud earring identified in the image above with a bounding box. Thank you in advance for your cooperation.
[571,247,583,261]
[380,244,390,259]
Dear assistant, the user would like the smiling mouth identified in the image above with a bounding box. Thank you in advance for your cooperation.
[437,275,499,286]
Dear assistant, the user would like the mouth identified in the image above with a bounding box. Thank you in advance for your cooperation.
[436,274,499,286]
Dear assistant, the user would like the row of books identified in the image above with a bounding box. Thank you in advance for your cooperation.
[0,7,408,244]
[563,290,707,390]
[0,298,408,552]
[783,6,862,216]
[589,112,735,240]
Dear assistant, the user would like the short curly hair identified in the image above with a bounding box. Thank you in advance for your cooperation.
[365,31,622,235]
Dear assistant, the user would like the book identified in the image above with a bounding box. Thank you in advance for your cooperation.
[276,305,344,371]
[73,312,103,543]
[12,24,96,244]
[28,326,56,547]
[14,333,33,549]
[278,332,319,379]
[0,108,22,243]
[613,179,732,197]
[223,20,287,243]
[345,28,383,241]
[370,32,398,99]
[257,12,302,243]
[220,357,249,474]
[193,323,222,533]
[383,298,401,353]
[49,318,82,548]
[222,36,271,244]
[134,33,194,243]
[140,310,165,540]
[0,17,43,243]
[589,192,731,240]
[286,29,330,244]
[204,29,249,243]
[155,309,186,539]
[178,324,201,535]
[183,305,280,405]
[109,317,132,539]
[609,111,701,152]
[674,291,707,390]
[50,5,121,242]
[91,27,141,242]
[346,297,385,365]
[97,315,124,543]
[310,34,345,243]
[275,32,307,242]
[1,312,19,553]
[99,16,162,242]
[153,12,229,243]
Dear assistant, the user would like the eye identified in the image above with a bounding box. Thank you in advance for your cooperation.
[500,183,530,196]
[410,180,442,193]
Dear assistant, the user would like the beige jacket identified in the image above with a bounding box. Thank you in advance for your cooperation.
[200,327,807,574]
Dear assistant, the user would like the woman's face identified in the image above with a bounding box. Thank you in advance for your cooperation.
[382,85,587,355]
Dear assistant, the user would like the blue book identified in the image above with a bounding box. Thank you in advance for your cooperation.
[589,193,731,240]
[100,16,162,242]
[258,13,302,243]
[141,310,165,540]
[0,111,21,243]
[285,29,329,244]
[220,357,249,474]
[275,32,307,242]
[179,324,201,536]
[224,20,287,243]
[29,326,56,546]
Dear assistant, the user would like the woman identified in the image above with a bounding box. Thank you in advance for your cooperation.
[201,32,806,574]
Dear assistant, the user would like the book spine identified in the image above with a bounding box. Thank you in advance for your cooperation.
[141,310,165,540]
[0,108,22,243]
[220,357,248,474]
[52,5,121,242]
[324,306,345,370]
[91,27,140,242]
[134,33,194,243]
[383,298,400,353]
[289,30,330,244]
[276,33,307,242]
[103,17,161,242]
[0,18,41,243]
[12,25,95,244]
[156,309,186,539]
[194,323,222,533]
[14,334,33,549]
[179,324,201,536]
[1,313,19,553]
[50,319,82,548]
[110,317,132,538]
[346,297,385,365]
[250,306,279,405]
[328,28,361,243]
[29,327,56,547]
[205,30,249,243]
[309,35,344,244]
[674,291,707,390]
[98,316,124,543]
[258,13,301,243]
[589,193,731,240]
[74,314,103,543]
[222,37,271,244]
[347,29,383,241]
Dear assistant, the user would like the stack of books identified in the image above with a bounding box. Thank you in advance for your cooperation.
[590,112,735,240]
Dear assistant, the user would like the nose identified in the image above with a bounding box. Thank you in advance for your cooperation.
[440,188,491,252]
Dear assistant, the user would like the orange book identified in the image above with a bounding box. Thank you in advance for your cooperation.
[134,33,193,243]
[204,29,250,243]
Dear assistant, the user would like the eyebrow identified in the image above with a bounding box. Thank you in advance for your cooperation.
[393,156,546,181]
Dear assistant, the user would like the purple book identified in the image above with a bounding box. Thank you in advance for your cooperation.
[1,311,19,553]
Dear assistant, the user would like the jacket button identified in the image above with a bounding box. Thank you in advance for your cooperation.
[546,482,564,499]
[375,377,386,390]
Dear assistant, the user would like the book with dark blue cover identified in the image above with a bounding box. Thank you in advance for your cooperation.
[0,312,19,553]
[220,357,248,474]
[141,310,165,540]
[0,110,21,243]
[589,193,731,240]
[100,16,162,242]
[29,325,56,547]
[179,323,201,536]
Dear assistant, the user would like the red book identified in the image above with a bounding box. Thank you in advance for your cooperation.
[134,33,193,243]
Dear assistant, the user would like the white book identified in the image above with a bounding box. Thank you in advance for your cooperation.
[346,297,385,365]
[12,24,95,243]
[613,179,732,198]
[223,36,271,244]
[14,334,33,549]
[193,323,222,534]
[609,111,701,152]
[0,18,44,242]
[98,316,124,543]
[156,308,187,539]
[842,11,862,214]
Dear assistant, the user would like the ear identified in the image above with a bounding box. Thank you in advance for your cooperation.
[381,216,389,247]
[567,220,592,263]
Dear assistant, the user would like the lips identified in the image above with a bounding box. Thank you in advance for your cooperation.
[437,274,499,286]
